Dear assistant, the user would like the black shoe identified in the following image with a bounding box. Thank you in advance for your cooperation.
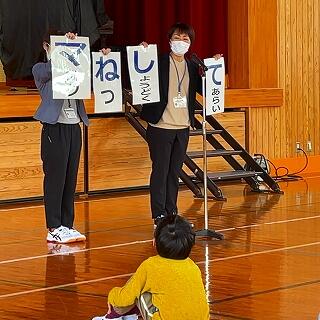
[153,215,165,229]
[167,211,178,217]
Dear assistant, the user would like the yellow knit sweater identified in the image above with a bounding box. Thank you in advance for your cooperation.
[108,255,210,320]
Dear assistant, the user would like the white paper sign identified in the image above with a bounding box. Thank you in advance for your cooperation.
[92,52,123,113]
[51,35,91,99]
[204,57,225,115]
[126,44,160,105]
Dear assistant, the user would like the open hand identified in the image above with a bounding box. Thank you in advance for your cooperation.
[65,32,77,40]
[140,41,149,48]
[107,302,112,314]
[213,53,223,60]
[100,48,112,55]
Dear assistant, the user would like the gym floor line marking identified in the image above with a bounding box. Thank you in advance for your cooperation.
[0,239,153,265]
[217,213,320,232]
[1,214,320,265]
[0,194,149,212]
[1,241,320,299]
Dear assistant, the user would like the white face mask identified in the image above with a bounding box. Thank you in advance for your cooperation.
[46,50,51,61]
[170,40,190,56]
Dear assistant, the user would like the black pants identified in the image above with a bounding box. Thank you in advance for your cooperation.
[146,125,189,219]
[41,123,82,229]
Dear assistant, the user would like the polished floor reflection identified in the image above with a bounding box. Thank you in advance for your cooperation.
[1,178,320,319]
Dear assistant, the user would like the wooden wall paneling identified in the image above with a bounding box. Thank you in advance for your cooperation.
[258,108,265,156]
[283,0,292,157]
[186,112,246,175]
[0,94,40,118]
[227,0,249,88]
[301,0,309,154]
[227,0,320,159]
[313,0,320,155]
[0,89,281,119]
[261,108,269,156]
[291,0,298,157]
[0,121,84,201]
[227,0,280,158]
[307,0,318,156]
[87,113,246,192]
[190,113,245,149]
[227,0,320,160]
[276,0,320,159]
[266,107,273,157]
[88,118,151,191]
[279,0,287,157]
[274,0,320,158]
[270,107,279,158]
[224,88,283,107]
[246,0,279,157]
[248,0,278,88]
[0,122,43,200]
[277,0,285,158]
[306,0,315,155]
[246,109,273,158]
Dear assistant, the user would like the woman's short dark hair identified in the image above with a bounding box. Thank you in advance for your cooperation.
[155,215,195,260]
[167,22,195,43]
[39,29,65,62]
[43,29,65,44]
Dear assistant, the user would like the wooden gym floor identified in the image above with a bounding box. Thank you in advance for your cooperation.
[1,178,320,320]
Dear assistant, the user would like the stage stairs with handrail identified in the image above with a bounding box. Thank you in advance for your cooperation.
[123,89,283,200]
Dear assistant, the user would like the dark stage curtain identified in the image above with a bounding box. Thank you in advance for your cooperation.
[0,0,109,80]
[0,0,47,79]
[104,0,227,59]
[0,0,226,81]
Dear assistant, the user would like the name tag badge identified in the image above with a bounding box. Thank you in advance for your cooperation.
[64,108,77,119]
[173,94,187,109]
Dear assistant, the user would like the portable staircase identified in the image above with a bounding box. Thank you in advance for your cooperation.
[123,89,282,200]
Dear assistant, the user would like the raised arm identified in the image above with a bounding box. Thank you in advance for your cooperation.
[32,61,52,85]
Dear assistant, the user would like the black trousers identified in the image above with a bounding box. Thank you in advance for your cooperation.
[146,125,189,219]
[41,123,82,229]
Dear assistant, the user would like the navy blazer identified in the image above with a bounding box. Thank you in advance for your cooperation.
[140,53,202,128]
[32,62,89,126]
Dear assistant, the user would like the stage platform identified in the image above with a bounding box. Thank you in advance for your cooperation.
[0,87,283,203]
[0,86,283,118]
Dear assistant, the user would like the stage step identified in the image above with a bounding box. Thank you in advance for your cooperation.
[187,150,242,159]
[191,170,263,182]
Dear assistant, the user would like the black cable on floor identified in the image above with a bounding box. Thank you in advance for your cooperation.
[266,147,309,181]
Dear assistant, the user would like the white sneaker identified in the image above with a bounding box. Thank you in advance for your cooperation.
[91,316,120,320]
[67,228,86,242]
[46,226,77,244]
[123,315,138,320]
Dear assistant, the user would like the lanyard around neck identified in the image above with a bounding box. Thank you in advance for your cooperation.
[170,55,187,94]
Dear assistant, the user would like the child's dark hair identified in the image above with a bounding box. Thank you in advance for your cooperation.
[154,215,195,260]
[167,22,195,44]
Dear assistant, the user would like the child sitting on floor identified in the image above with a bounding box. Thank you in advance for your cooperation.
[92,215,209,320]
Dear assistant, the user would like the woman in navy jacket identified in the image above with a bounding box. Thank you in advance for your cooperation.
[140,23,202,225]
